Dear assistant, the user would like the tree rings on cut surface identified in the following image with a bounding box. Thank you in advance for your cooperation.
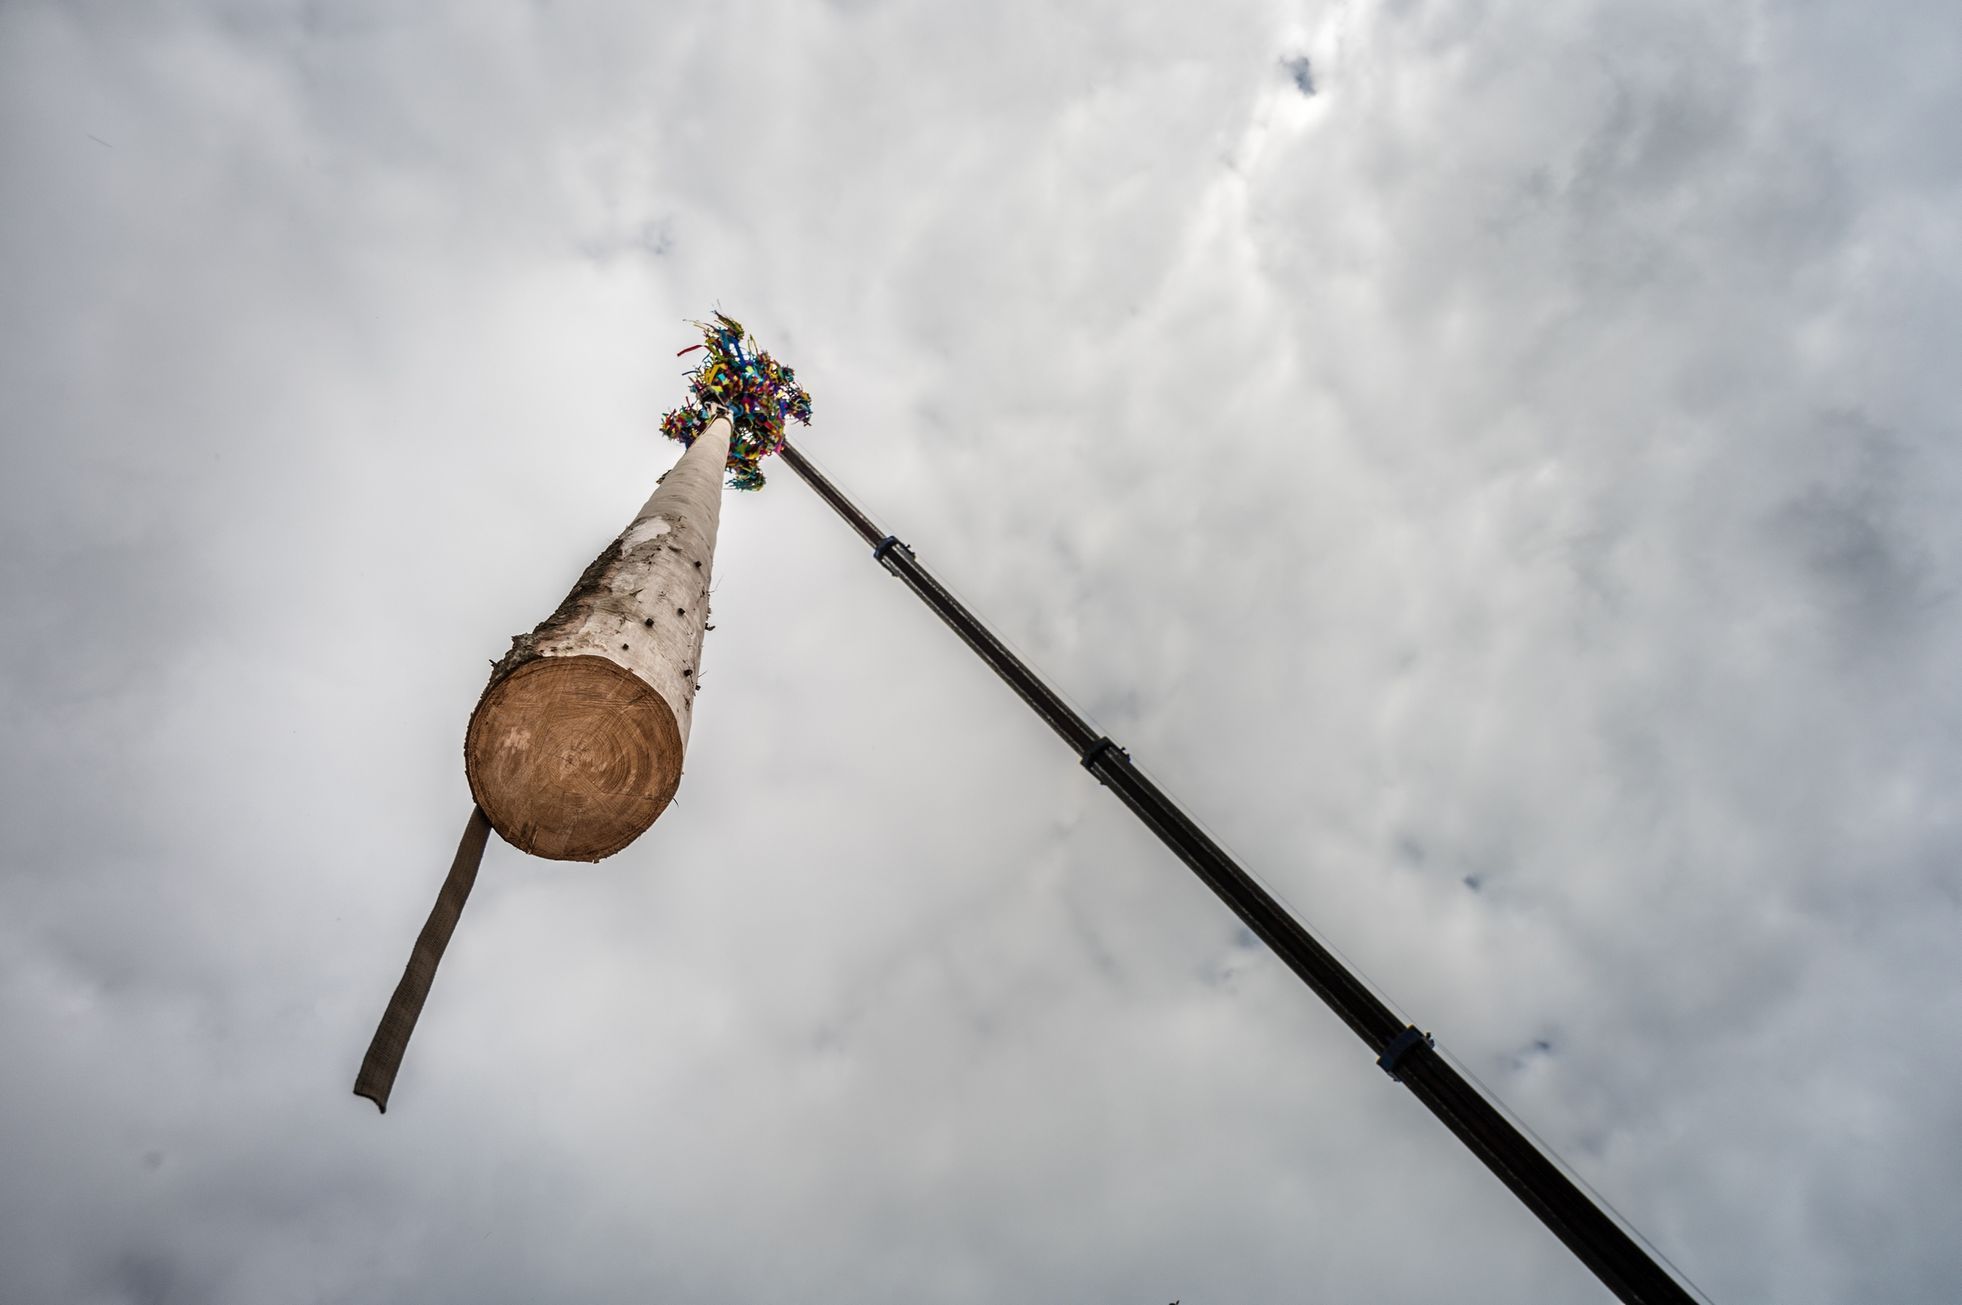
[464,655,682,861]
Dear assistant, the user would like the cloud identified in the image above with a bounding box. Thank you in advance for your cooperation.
[4,1,1962,1302]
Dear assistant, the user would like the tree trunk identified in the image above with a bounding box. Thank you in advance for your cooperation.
[464,415,729,860]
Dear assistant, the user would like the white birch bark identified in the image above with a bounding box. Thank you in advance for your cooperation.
[464,416,730,860]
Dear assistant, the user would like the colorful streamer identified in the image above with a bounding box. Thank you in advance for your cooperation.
[660,312,813,490]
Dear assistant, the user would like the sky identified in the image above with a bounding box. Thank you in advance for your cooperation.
[3,1,1961,1302]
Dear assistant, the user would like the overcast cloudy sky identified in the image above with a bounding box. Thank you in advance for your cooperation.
[5,1,1961,1302]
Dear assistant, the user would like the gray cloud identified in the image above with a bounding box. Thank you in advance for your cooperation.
[4,1,1961,1303]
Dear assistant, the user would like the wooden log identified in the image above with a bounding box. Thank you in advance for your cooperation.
[465,416,730,860]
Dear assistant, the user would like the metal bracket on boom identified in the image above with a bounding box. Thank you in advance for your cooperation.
[1377,1025,1435,1083]
[872,535,914,575]
[1080,735,1128,777]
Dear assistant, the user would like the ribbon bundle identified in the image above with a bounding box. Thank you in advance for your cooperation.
[660,313,813,490]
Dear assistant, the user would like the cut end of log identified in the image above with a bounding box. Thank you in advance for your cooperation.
[465,655,683,861]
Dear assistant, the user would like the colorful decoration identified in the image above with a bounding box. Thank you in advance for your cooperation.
[661,312,813,490]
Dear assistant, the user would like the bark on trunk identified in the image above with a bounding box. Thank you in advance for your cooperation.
[464,416,729,861]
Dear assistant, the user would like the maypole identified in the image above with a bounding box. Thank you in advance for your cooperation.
[352,310,1697,1304]
[353,313,809,1111]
